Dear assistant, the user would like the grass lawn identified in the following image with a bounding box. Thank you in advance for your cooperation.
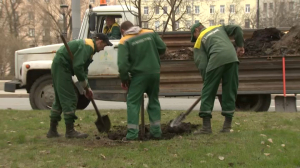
[0,109,300,168]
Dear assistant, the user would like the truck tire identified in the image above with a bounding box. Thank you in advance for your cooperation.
[29,74,90,110]
[217,94,271,112]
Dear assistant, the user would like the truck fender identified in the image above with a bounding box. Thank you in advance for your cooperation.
[22,61,84,95]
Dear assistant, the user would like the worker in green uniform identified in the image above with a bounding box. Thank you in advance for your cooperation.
[103,16,121,40]
[190,22,245,134]
[47,33,112,139]
[117,21,166,141]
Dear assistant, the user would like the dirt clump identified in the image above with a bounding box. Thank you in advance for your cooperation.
[160,47,194,60]
[107,122,200,141]
[243,28,285,56]
[272,25,300,55]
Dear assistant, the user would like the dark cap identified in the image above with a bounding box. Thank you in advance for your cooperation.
[190,22,202,42]
[94,33,113,46]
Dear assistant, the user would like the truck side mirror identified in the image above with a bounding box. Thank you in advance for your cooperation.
[89,12,97,32]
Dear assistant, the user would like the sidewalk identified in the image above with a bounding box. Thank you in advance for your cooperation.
[0,89,29,98]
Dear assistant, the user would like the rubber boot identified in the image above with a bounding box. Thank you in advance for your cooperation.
[220,117,232,133]
[65,123,89,139]
[47,121,61,138]
[193,117,212,135]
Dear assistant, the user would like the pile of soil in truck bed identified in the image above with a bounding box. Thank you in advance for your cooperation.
[243,27,285,56]
[107,122,199,140]
[272,25,300,55]
[160,47,194,60]
[160,27,295,59]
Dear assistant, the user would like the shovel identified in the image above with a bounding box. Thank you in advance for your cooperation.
[60,34,111,132]
[275,46,297,112]
[91,99,111,133]
[170,96,201,127]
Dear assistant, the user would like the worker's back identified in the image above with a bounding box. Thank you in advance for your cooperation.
[118,27,166,76]
[196,25,240,72]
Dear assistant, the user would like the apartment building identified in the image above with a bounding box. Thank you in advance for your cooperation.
[119,0,258,31]
[259,0,300,28]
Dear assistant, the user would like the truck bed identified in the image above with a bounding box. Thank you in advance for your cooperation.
[90,55,300,102]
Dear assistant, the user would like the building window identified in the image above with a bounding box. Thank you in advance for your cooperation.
[220,5,225,13]
[11,0,16,3]
[269,18,273,27]
[195,20,199,23]
[230,5,235,13]
[269,3,273,9]
[175,21,179,30]
[220,19,225,25]
[210,5,214,14]
[28,12,34,21]
[155,6,159,14]
[175,6,179,15]
[29,28,35,37]
[245,19,250,28]
[163,6,167,14]
[289,2,294,11]
[90,0,94,3]
[44,0,49,2]
[195,6,199,14]
[155,21,159,31]
[229,19,235,25]
[163,21,166,29]
[142,22,148,28]
[186,6,191,14]
[186,20,192,28]
[144,7,148,15]
[209,20,215,26]
[263,3,267,11]
[245,4,250,13]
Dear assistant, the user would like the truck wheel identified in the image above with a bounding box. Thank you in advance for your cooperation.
[217,94,271,112]
[29,74,90,110]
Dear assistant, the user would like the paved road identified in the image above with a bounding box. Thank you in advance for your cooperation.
[0,97,299,111]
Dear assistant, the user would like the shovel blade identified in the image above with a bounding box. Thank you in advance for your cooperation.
[95,115,111,133]
[275,96,297,112]
[170,113,185,127]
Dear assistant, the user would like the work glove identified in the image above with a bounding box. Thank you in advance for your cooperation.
[85,88,93,100]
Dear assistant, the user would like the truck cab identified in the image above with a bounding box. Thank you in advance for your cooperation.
[4,5,139,110]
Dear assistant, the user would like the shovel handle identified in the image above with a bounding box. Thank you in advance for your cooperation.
[91,99,102,119]
[280,46,287,98]
[184,96,201,116]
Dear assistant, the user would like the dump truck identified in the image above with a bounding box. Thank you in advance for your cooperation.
[4,5,299,112]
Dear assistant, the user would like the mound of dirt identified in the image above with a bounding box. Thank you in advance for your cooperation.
[272,25,300,55]
[107,122,200,141]
[160,47,194,60]
[243,28,285,56]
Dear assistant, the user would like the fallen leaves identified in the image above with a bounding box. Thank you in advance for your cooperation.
[100,154,106,160]
[281,144,285,147]
[261,141,265,145]
[39,150,50,154]
[264,153,270,156]
[218,156,225,161]
[206,153,214,157]
[260,134,267,137]
[143,164,148,168]
[268,138,273,143]
[144,148,148,151]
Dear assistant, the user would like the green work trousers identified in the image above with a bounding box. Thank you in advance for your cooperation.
[50,60,78,124]
[126,73,162,140]
[199,62,239,118]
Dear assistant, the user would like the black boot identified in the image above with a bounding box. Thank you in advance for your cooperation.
[193,117,212,135]
[65,123,88,139]
[47,120,61,138]
[220,117,232,133]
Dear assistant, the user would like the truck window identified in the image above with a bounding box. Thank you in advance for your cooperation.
[88,14,122,40]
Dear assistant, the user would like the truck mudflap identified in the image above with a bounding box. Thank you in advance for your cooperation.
[4,80,22,92]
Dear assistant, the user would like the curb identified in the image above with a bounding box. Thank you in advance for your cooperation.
[0,94,29,98]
